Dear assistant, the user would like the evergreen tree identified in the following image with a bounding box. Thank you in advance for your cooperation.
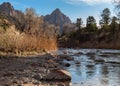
[86,16,97,32]
[99,8,111,30]
[76,18,83,29]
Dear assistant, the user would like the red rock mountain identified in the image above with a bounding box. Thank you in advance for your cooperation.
[0,2,15,16]
[0,2,72,34]
[0,2,26,30]
[44,8,71,33]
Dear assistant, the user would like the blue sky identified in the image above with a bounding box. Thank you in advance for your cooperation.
[0,0,115,24]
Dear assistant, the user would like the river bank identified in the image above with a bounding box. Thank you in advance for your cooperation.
[0,53,71,86]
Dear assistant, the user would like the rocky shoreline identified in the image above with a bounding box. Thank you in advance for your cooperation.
[0,54,71,86]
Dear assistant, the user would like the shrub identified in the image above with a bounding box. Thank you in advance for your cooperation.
[0,28,57,55]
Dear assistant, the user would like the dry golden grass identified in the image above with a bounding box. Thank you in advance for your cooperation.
[0,28,57,55]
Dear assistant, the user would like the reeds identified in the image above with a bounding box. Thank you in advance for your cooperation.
[0,28,57,55]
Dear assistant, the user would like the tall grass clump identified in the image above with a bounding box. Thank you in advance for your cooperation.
[0,28,57,55]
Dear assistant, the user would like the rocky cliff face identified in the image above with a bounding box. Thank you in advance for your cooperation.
[0,2,25,30]
[44,8,71,34]
[0,2,25,19]
[0,2,72,34]
[0,2,15,16]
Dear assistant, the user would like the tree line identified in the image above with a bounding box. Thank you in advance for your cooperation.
[59,2,120,48]
[76,8,119,33]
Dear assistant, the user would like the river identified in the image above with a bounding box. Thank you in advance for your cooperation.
[51,49,120,86]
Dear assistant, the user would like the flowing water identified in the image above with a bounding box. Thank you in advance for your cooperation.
[51,49,120,86]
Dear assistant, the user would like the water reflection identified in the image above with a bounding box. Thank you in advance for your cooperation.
[86,64,96,78]
[101,65,109,76]
[100,65,109,85]
[61,49,120,86]
[75,64,82,76]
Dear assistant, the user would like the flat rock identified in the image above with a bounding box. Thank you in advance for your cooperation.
[47,69,71,81]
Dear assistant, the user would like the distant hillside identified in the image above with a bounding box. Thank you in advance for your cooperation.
[44,8,71,34]
[0,2,73,35]
[0,2,26,31]
[0,2,15,16]
[0,2,58,53]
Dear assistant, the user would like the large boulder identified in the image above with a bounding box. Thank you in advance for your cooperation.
[45,69,71,81]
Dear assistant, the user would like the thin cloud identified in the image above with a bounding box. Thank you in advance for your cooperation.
[64,0,112,5]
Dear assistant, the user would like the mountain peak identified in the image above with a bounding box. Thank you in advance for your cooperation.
[52,8,62,15]
[44,8,71,25]
[54,8,61,12]
[44,8,71,34]
[2,2,12,6]
[1,2,14,10]
[0,2,14,16]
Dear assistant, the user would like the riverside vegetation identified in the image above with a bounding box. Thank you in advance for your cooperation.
[0,2,58,56]
[0,2,120,55]
[0,2,72,86]
[59,7,120,49]
[0,1,120,86]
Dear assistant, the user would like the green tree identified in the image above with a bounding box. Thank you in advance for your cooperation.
[86,16,97,32]
[99,8,111,31]
[114,0,120,29]
[110,16,118,31]
[100,8,111,25]
[109,16,119,42]
[76,18,83,29]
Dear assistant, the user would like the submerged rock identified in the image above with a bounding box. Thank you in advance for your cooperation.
[65,63,71,67]
[106,61,120,64]
[74,52,83,56]
[57,54,74,61]
[75,61,81,64]
[94,58,105,63]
